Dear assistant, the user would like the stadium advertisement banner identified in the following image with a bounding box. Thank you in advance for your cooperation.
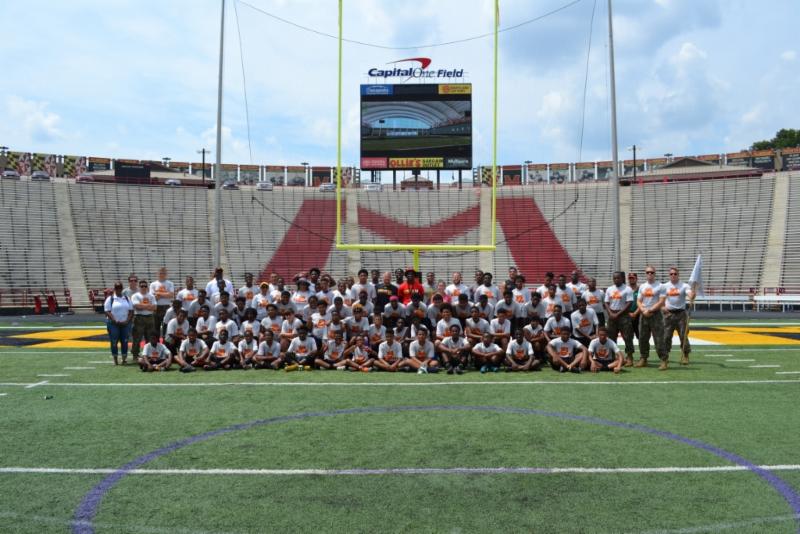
[646,158,668,170]
[240,164,259,183]
[169,161,190,172]
[62,156,87,178]
[32,153,58,176]
[312,167,331,185]
[623,159,645,176]
[88,157,111,172]
[726,152,751,167]
[527,163,547,183]
[502,166,522,185]
[190,163,211,178]
[782,147,800,170]
[550,163,569,184]
[361,83,472,170]
[597,161,613,181]
[575,162,595,182]
[7,152,31,176]
[218,164,238,183]
[750,149,776,171]
[263,167,284,185]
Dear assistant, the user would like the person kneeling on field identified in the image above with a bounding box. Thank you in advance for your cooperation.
[343,335,375,372]
[238,329,259,369]
[374,329,406,372]
[316,331,348,370]
[206,329,237,370]
[546,327,587,373]
[175,328,208,372]
[588,326,624,374]
[284,326,318,372]
[408,328,439,374]
[254,330,281,369]
[438,324,470,375]
[505,329,541,372]
[472,332,504,373]
[139,332,173,372]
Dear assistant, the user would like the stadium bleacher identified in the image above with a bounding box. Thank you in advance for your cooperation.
[780,173,800,291]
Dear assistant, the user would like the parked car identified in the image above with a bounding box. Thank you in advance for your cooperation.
[2,169,21,180]
[165,178,182,187]
[362,182,383,192]
[256,181,274,191]
[31,170,50,181]
[75,174,94,183]
[319,182,336,192]
[222,180,239,190]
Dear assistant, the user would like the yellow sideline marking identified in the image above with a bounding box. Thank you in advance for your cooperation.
[10,328,107,349]
[689,327,800,346]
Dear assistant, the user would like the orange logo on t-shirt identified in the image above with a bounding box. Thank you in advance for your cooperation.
[561,294,570,303]
[597,348,608,358]
[580,318,590,328]
[559,347,569,356]
[643,288,654,297]
[514,349,525,358]
[297,346,307,354]
[385,350,396,362]
[610,291,621,300]
[668,288,680,297]
[216,348,226,357]
[184,294,196,302]
[316,320,327,328]
[588,295,598,305]
[515,295,525,303]
[187,347,198,356]
[416,350,426,359]
[271,324,280,333]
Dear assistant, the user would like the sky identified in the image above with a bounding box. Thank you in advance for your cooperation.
[0,0,798,170]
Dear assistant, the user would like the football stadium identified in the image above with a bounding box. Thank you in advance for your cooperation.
[1,1,800,533]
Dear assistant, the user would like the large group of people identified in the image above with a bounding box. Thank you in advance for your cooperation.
[103,264,694,374]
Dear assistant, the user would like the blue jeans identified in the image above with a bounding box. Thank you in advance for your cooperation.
[107,321,130,357]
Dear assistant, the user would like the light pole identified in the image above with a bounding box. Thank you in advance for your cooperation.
[301,162,309,186]
[523,160,532,185]
[162,157,171,168]
[664,152,673,163]
[627,145,638,180]
[197,148,210,184]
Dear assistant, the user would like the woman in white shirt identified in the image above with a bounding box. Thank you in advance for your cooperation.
[104,281,134,365]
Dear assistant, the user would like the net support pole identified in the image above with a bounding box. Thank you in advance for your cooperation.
[491,0,499,246]
[214,0,225,269]
[335,0,343,246]
[607,0,621,271]
[413,249,420,272]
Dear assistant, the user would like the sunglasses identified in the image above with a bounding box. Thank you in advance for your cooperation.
[669,272,678,276]
[645,271,655,274]
[139,284,148,288]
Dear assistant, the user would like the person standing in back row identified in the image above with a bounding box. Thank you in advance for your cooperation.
[604,271,635,367]
[150,267,175,337]
[130,279,157,362]
[635,266,668,369]
[662,266,694,366]
[104,281,133,365]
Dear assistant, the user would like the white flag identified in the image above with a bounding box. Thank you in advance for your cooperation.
[688,254,704,296]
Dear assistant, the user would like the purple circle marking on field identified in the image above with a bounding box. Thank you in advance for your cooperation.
[72,406,800,534]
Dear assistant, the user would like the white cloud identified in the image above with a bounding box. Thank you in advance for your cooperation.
[781,50,796,61]
[6,96,64,144]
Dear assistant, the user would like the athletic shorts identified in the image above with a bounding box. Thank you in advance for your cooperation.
[593,357,613,370]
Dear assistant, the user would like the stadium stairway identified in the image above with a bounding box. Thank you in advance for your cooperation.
[259,198,340,282]
[496,197,578,279]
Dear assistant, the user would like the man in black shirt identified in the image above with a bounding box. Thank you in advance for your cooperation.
[375,271,398,312]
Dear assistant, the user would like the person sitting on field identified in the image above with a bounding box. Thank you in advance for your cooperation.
[465,305,490,347]
[472,332,504,373]
[405,292,429,329]
[237,329,259,369]
[252,282,272,321]
[343,335,375,372]
[570,299,599,347]
[495,290,520,332]
[176,327,208,372]
[139,332,172,372]
[344,305,369,344]
[186,288,209,326]
[434,305,461,343]
[239,308,261,339]
[438,324,470,375]
[254,330,281,369]
[544,304,571,341]
[354,289,375,318]
[212,291,235,319]
[382,295,405,329]
[164,309,190,355]
[505,329,539,372]
[475,293,494,321]
[394,317,411,357]
[546,327,587,373]
[317,330,348,370]
[214,308,240,344]
[526,291,546,326]
[523,316,548,361]
[407,328,438,374]
[274,290,296,318]
[489,309,512,351]
[161,299,183,335]
[232,295,248,326]
[374,329,406,372]
[284,325,318,371]
[206,329,237,370]
[367,314,386,351]
[328,295,352,321]
[279,308,303,352]
[542,285,559,319]
[588,326,624,374]
[259,304,282,342]
[194,305,216,345]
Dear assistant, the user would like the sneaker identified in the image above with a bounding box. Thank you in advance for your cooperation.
[336,365,346,371]
[480,365,488,374]
[446,366,454,375]
[180,365,195,373]
[491,366,500,373]
[570,367,581,374]
[418,365,428,375]
[680,354,689,365]
[112,355,119,366]
[659,360,669,371]
[634,359,648,368]
[559,365,566,373]
[455,365,464,375]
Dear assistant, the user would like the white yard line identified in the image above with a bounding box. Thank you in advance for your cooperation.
[62,367,95,370]
[725,359,756,362]
[0,379,798,388]
[776,371,800,375]
[749,365,780,368]
[24,381,49,389]
[36,374,69,377]
[87,361,114,364]
[2,465,800,476]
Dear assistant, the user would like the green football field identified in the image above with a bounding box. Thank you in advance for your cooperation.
[1,320,799,533]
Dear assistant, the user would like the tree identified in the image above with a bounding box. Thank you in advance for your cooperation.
[750,129,800,151]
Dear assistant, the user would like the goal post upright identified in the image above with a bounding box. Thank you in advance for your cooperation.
[335,0,499,264]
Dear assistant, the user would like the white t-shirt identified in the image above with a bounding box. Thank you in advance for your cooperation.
[582,289,605,315]
[332,290,353,308]
[472,342,502,355]
[205,278,234,299]
[238,285,258,302]
[350,345,372,364]
[165,318,190,339]
[436,317,462,338]
[310,311,331,339]
[382,302,407,321]
[494,300,520,320]
[179,338,207,358]
[344,316,369,338]
[291,290,312,309]
[238,338,259,359]
[588,338,620,360]
[570,308,598,338]
[324,340,347,361]
[378,340,403,362]
[195,316,217,335]
[567,281,588,297]
[525,300,547,321]
[260,315,283,337]
[523,323,543,339]
[251,293,272,319]
[257,340,281,360]
[604,284,634,312]
[548,337,582,358]
[555,286,576,313]
[131,291,156,316]
[507,338,533,359]
[476,285,501,306]
[541,296,558,318]
[150,279,175,306]
[440,336,469,351]
[544,316,571,337]
[511,287,531,308]
[239,320,261,337]
[210,340,236,358]
[176,288,198,311]
[489,318,511,336]
[215,319,239,339]
[445,283,470,300]
[327,304,352,319]
[142,342,171,360]
[405,302,428,322]
[475,302,494,321]
[409,340,435,361]
[280,318,304,337]
[350,282,376,302]
[367,323,386,346]
[287,336,317,357]
[104,294,132,322]
[663,281,691,311]
[212,301,236,319]
[638,282,665,310]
